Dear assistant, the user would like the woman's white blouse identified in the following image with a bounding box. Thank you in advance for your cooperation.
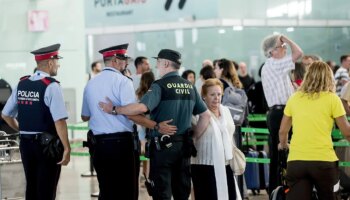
[191,105,235,165]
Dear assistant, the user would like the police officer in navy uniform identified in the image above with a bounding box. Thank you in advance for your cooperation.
[99,49,211,200]
[1,44,71,200]
[82,44,177,200]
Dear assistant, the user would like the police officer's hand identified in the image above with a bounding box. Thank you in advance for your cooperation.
[98,97,114,114]
[158,119,177,135]
[57,148,71,166]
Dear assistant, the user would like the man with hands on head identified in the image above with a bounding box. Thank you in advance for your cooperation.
[99,49,211,200]
[261,34,303,195]
[1,44,70,200]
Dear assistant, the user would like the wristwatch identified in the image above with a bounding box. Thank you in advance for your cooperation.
[154,123,159,131]
[111,106,117,115]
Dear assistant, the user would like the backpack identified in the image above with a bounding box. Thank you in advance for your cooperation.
[222,82,248,126]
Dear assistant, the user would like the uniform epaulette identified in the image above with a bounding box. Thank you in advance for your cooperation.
[19,75,31,81]
[126,76,133,81]
[41,77,60,86]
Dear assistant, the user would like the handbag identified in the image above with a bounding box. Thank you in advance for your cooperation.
[229,145,246,175]
[40,132,63,160]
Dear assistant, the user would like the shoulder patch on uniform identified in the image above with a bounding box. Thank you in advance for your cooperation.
[41,77,60,86]
[19,75,30,81]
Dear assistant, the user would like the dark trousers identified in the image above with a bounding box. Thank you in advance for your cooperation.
[20,138,61,200]
[191,165,236,200]
[149,141,191,200]
[267,108,284,194]
[92,136,139,200]
[286,161,339,200]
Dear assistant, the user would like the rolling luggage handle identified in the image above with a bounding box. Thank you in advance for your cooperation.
[269,149,289,200]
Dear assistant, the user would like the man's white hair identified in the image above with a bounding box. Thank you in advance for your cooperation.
[262,34,280,58]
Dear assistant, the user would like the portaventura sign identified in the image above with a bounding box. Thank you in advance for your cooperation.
[85,0,211,28]
[94,0,146,7]
[92,0,147,18]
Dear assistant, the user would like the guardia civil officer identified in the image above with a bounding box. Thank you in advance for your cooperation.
[1,44,71,200]
[81,44,177,200]
[99,49,211,200]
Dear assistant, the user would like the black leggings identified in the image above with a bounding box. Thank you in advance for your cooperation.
[191,164,236,200]
[286,161,339,200]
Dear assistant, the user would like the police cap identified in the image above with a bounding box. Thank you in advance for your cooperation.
[153,49,182,65]
[99,43,130,60]
[31,44,63,61]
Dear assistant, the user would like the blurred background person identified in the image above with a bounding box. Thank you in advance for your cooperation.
[232,60,239,71]
[291,62,306,89]
[238,61,255,92]
[195,59,214,94]
[301,54,321,70]
[88,61,102,80]
[0,77,15,133]
[326,60,338,74]
[301,55,315,69]
[279,61,350,199]
[196,65,216,99]
[202,59,213,68]
[247,63,268,115]
[334,55,350,96]
[131,56,150,91]
[214,58,243,91]
[181,69,196,85]
[136,71,155,191]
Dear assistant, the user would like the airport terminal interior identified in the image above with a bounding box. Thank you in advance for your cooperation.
[1,0,350,199]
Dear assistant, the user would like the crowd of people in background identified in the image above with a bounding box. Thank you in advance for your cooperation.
[2,33,350,200]
[101,34,350,199]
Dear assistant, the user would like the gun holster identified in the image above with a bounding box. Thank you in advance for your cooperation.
[40,132,63,161]
[83,130,96,156]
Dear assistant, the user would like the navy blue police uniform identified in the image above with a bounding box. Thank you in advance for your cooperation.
[81,44,139,200]
[141,49,207,200]
[2,44,68,200]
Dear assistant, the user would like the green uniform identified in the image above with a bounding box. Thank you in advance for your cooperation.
[141,71,207,200]
[141,71,207,136]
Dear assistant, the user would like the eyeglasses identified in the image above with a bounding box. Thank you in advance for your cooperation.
[275,43,287,50]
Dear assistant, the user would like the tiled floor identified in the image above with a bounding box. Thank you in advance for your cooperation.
[1,132,268,200]
[56,156,153,200]
[55,156,268,200]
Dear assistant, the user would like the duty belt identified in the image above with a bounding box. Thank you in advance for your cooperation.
[94,132,132,141]
[269,105,285,110]
[20,134,41,140]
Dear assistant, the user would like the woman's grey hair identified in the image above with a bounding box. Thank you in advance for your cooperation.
[262,34,280,58]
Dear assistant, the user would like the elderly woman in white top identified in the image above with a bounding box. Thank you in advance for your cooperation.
[191,78,236,200]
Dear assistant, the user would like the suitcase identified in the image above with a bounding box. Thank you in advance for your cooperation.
[258,151,269,189]
[270,185,287,200]
[244,150,260,194]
